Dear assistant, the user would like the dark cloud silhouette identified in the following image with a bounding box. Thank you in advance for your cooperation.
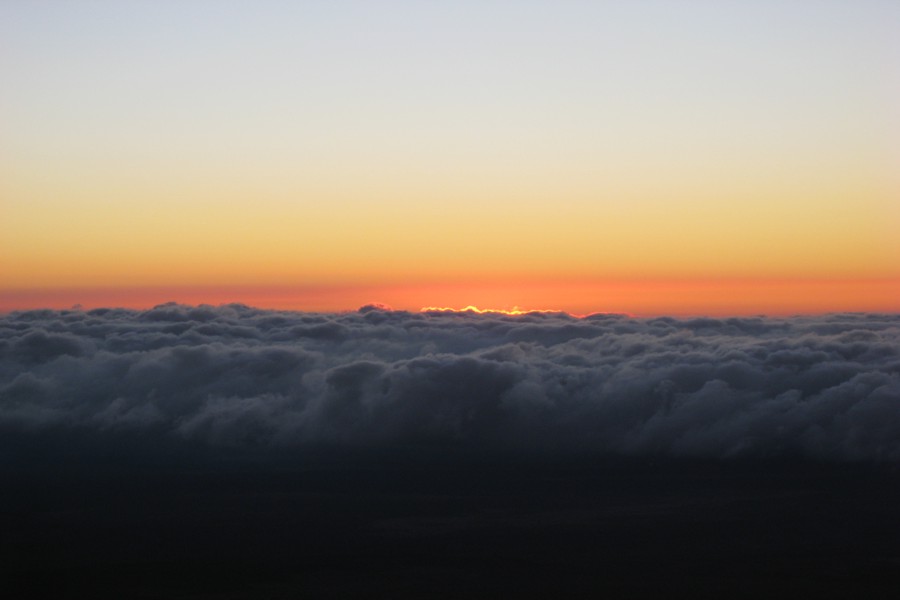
[1,303,898,460]
[5,305,900,599]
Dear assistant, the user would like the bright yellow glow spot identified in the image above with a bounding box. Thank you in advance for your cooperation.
[421,305,562,316]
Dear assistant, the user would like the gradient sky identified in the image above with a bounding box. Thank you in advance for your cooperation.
[2,0,898,315]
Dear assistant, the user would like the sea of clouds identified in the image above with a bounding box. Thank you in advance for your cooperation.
[1,304,899,461]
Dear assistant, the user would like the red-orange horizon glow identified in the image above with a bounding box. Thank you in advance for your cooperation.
[1,278,897,317]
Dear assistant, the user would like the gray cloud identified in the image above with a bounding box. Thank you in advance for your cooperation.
[1,303,899,460]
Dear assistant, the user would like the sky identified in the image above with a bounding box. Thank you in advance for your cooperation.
[2,0,898,315]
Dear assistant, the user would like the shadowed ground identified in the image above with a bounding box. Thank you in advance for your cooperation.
[3,308,900,597]
[4,441,900,599]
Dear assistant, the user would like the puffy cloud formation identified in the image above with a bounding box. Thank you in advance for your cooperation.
[1,304,899,460]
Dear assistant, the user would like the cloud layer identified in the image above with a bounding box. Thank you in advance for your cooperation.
[2,304,899,460]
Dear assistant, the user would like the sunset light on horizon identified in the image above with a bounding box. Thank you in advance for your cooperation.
[2,277,899,317]
[2,0,898,316]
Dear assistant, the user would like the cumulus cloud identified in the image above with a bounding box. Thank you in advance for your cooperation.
[1,303,899,460]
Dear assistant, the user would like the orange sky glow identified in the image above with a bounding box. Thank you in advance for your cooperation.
[2,2,898,316]
[2,278,897,317]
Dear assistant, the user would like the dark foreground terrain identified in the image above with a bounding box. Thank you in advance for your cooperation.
[3,308,899,597]
[3,439,900,599]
